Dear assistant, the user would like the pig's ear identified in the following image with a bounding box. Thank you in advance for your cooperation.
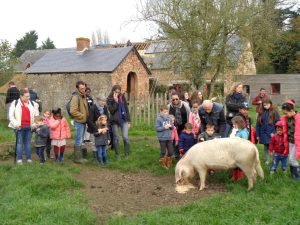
[176,168,184,184]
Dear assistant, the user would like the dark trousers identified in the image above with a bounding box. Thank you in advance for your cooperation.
[159,140,174,157]
[35,146,46,163]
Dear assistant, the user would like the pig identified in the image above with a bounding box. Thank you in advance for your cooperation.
[175,137,264,191]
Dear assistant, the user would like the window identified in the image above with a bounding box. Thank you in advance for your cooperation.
[271,83,280,94]
[243,85,250,95]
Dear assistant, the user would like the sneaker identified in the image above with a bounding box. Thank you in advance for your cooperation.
[270,170,275,174]
[17,160,23,165]
[27,159,33,163]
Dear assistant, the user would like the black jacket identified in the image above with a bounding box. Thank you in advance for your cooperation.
[94,125,111,146]
[5,87,20,104]
[225,93,247,122]
[34,125,50,146]
[106,93,130,125]
[87,104,109,133]
[198,102,226,137]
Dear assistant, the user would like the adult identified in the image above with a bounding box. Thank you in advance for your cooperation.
[28,88,42,113]
[70,80,89,163]
[198,100,226,137]
[182,91,192,108]
[8,89,35,165]
[281,100,300,179]
[107,84,131,160]
[168,92,190,158]
[190,90,204,105]
[5,81,20,120]
[87,95,110,161]
[224,82,247,137]
[252,88,269,118]
[82,87,94,146]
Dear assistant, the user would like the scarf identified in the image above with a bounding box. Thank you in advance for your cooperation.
[172,102,182,126]
[233,92,243,101]
[95,102,104,115]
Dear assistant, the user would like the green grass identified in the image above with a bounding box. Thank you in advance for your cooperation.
[0,163,97,225]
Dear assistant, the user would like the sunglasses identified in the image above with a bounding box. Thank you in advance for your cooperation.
[172,98,179,101]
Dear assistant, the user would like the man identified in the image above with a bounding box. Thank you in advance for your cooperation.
[252,88,269,116]
[198,100,226,137]
[5,81,20,120]
[70,81,89,163]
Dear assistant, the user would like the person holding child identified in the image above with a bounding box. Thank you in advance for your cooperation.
[178,123,196,158]
[156,105,174,169]
[281,100,300,179]
[32,116,50,164]
[231,116,249,180]
[94,115,110,165]
[269,121,288,174]
[48,108,71,163]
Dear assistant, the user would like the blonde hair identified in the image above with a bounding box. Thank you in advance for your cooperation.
[96,115,107,127]
[229,82,243,95]
[34,116,43,123]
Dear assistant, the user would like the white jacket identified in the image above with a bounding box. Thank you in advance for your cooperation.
[8,98,38,129]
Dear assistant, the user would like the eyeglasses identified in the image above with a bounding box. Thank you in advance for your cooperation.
[172,98,179,101]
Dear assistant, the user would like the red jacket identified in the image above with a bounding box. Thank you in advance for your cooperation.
[269,133,287,155]
[172,126,179,145]
[281,113,300,158]
[251,94,269,113]
[48,117,71,140]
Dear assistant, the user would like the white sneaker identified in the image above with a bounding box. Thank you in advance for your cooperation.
[27,159,33,163]
[17,160,23,165]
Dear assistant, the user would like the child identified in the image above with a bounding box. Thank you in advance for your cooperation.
[94,115,110,165]
[281,100,300,179]
[48,108,71,163]
[269,121,288,173]
[42,110,53,159]
[156,105,174,169]
[170,114,179,150]
[179,123,196,157]
[256,99,280,165]
[32,116,50,164]
[188,100,201,138]
[198,123,220,142]
[231,116,249,180]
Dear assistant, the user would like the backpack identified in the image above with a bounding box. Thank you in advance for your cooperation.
[66,92,80,118]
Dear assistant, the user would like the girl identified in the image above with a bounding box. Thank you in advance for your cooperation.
[182,91,192,108]
[48,108,71,163]
[231,116,249,180]
[281,100,300,179]
[256,99,280,165]
[94,115,110,165]
[188,100,201,138]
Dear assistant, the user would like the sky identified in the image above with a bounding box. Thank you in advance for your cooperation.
[0,0,156,48]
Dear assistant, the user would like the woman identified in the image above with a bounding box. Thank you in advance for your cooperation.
[225,82,247,137]
[182,91,192,108]
[256,99,280,165]
[9,88,36,164]
[190,90,204,105]
[106,85,131,160]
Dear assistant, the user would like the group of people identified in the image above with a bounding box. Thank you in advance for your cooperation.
[156,82,300,180]
[7,80,131,165]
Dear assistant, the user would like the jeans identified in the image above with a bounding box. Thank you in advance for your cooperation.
[35,146,45,163]
[112,122,129,145]
[159,140,174,157]
[96,145,107,163]
[16,126,32,160]
[74,121,86,147]
[288,143,299,166]
[270,154,288,171]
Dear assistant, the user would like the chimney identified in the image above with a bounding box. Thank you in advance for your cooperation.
[76,37,90,51]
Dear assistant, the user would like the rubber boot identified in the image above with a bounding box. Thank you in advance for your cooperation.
[290,165,300,180]
[73,146,86,164]
[114,142,121,160]
[124,142,130,159]
[166,157,173,168]
[81,147,88,162]
[231,169,238,180]
[237,169,244,180]
[92,151,98,163]
[159,157,168,169]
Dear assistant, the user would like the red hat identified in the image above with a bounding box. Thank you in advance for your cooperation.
[286,99,295,107]
[275,121,283,127]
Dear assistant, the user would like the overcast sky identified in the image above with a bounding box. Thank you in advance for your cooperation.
[1,0,155,48]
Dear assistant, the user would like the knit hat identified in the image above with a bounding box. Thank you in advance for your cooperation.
[275,120,283,128]
[96,95,106,101]
[240,102,249,110]
[111,84,121,92]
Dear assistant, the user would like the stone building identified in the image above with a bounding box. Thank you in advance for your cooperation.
[26,38,151,112]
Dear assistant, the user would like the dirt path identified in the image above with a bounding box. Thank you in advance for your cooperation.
[76,167,226,224]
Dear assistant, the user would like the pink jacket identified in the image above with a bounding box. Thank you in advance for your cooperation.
[48,117,71,140]
[281,113,300,158]
[172,127,179,145]
[189,111,201,136]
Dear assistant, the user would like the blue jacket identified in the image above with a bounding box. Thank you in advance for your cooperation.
[235,128,249,140]
[198,102,226,137]
[179,130,196,153]
[256,110,279,144]
[156,114,174,141]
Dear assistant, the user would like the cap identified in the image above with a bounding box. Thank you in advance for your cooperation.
[96,95,106,101]
[275,120,283,128]
[240,102,249,110]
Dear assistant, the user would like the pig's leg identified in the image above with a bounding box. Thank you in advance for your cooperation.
[198,169,207,191]
[242,166,254,190]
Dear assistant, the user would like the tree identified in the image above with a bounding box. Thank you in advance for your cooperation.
[0,39,17,85]
[91,29,111,45]
[41,37,56,49]
[13,30,38,57]
[138,0,281,96]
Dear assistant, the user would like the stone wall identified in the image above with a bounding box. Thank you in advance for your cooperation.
[27,73,112,114]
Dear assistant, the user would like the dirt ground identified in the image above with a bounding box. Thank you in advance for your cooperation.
[76,167,226,224]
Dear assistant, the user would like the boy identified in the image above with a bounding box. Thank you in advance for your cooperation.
[198,123,220,142]
[155,105,174,169]
[179,123,196,157]
[269,121,288,173]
